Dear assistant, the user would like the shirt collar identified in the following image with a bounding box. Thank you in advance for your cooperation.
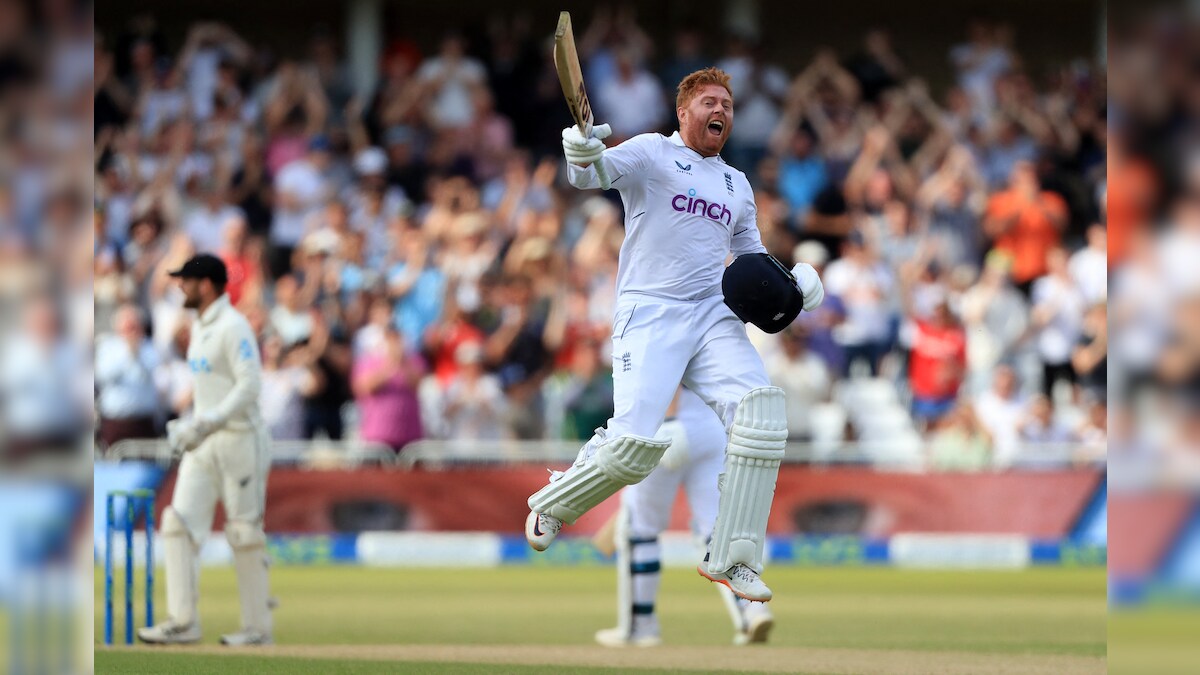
[668,131,724,163]
[198,294,231,326]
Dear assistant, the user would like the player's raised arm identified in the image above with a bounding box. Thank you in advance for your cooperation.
[562,127,658,191]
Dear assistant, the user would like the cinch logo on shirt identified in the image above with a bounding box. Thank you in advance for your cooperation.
[671,188,732,225]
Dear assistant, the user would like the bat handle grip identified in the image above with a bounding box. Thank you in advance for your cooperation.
[594,157,612,190]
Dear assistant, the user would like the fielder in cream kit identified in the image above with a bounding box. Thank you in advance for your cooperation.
[527,67,825,602]
[138,253,274,646]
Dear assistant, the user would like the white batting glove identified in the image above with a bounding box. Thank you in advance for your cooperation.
[561,123,611,167]
[166,415,217,457]
[166,419,201,457]
[791,262,825,312]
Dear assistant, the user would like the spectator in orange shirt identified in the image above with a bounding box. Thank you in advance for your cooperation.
[1105,136,1159,268]
[982,161,1068,293]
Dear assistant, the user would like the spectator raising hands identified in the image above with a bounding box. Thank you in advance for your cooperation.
[416,33,488,130]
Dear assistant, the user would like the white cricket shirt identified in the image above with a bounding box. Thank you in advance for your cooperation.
[187,294,263,430]
[568,131,766,301]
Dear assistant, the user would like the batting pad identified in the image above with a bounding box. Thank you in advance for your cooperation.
[162,507,201,627]
[226,521,273,634]
[529,434,671,524]
[707,386,787,575]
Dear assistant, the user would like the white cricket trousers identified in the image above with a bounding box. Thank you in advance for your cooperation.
[171,424,270,543]
[623,387,726,540]
[608,292,771,439]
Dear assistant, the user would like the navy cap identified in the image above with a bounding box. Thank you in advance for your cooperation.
[168,254,228,285]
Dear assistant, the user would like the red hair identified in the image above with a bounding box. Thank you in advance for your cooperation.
[675,67,733,109]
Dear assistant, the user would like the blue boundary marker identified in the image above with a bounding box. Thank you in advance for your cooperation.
[267,534,360,564]
[1029,539,1107,566]
[1108,499,1200,606]
[1159,501,1200,585]
[1069,476,1107,543]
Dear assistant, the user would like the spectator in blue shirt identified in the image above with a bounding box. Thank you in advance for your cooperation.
[777,125,827,226]
[387,227,446,346]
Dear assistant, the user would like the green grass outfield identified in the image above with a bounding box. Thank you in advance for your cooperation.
[95,566,1106,674]
[1109,607,1200,675]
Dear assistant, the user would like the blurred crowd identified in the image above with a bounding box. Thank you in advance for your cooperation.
[89,9,1109,469]
[1106,11,1200,487]
[0,0,93,463]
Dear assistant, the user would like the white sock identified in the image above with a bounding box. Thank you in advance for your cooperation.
[631,613,660,636]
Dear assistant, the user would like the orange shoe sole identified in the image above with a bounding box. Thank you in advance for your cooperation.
[696,565,772,602]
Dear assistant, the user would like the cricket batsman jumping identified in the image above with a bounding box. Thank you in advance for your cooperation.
[526,67,825,602]
[138,254,274,646]
[595,387,775,646]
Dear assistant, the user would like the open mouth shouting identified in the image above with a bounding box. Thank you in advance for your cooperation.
[707,119,725,137]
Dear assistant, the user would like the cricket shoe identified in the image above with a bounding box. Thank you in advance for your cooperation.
[136,620,201,645]
[595,616,662,647]
[734,601,774,645]
[525,511,562,552]
[220,629,273,646]
[698,563,773,602]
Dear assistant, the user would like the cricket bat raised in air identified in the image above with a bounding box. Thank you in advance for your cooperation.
[553,10,611,189]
